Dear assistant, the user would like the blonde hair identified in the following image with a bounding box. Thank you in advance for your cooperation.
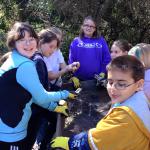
[128,43,150,69]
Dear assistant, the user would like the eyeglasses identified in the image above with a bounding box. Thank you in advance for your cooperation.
[83,24,96,29]
[107,81,135,90]
[17,38,36,45]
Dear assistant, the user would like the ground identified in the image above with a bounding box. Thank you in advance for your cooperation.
[62,80,111,136]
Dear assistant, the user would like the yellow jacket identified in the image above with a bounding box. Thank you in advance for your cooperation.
[88,106,150,150]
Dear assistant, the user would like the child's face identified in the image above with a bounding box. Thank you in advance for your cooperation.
[111,44,127,59]
[40,40,58,57]
[107,69,143,104]
[82,19,96,38]
[15,31,37,58]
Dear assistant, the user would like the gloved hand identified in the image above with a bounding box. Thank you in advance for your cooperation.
[50,137,69,150]
[68,92,77,100]
[70,76,80,89]
[94,72,105,81]
[54,101,69,117]
[94,72,106,87]
[99,72,105,78]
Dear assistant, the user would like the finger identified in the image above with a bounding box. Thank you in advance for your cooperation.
[75,84,77,88]
[64,109,69,116]
[74,95,78,99]
[73,95,77,99]
[64,113,68,117]
[77,84,80,88]
[75,83,79,88]
[50,140,55,145]
[76,82,80,88]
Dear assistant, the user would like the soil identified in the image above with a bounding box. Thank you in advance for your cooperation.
[62,80,111,136]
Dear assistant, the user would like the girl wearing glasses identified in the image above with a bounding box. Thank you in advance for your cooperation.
[128,43,150,101]
[0,22,72,150]
[68,16,111,83]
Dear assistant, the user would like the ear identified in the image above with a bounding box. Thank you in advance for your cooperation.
[81,25,84,30]
[135,79,144,91]
[38,41,41,48]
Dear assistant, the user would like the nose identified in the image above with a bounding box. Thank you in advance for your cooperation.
[26,40,30,45]
[108,82,117,91]
[109,86,117,97]
[111,83,116,90]
[111,53,115,58]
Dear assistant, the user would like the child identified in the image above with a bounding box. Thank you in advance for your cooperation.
[68,16,111,82]
[0,22,74,150]
[29,29,72,150]
[128,43,150,100]
[110,39,132,59]
[50,55,150,150]
[94,39,132,88]
[43,27,80,90]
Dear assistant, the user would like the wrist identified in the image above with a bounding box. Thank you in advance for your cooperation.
[48,102,57,111]
[60,67,68,76]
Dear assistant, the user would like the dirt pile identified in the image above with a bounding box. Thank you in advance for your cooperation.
[63,80,111,136]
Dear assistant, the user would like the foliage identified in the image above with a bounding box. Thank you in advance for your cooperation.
[52,0,150,46]
[0,0,149,59]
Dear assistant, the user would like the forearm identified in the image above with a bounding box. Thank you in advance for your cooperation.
[60,62,67,70]
[33,98,57,111]
[48,68,68,81]
[16,62,70,104]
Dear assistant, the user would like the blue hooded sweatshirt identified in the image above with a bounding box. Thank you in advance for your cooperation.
[0,50,69,142]
[69,36,111,80]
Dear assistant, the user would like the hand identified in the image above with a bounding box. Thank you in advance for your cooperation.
[94,72,105,81]
[94,73,106,87]
[67,62,80,72]
[50,137,69,150]
[70,76,80,89]
[68,92,77,100]
[71,62,80,72]
[54,101,69,117]
[99,72,105,78]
